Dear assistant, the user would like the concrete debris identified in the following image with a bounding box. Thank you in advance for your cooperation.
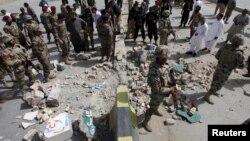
[88,74,96,79]
[22,122,36,129]
[23,111,39,121]
[46,81,61,107]
[172,115,182,120]
[65,104,70,112]
[164,118,176,125]
[41,113,49,122]
[23,129,37,141]
[243,84,250,97]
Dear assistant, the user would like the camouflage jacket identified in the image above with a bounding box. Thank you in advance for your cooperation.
[3,22,23,39]
[1,44,28,67]
[216,44,244,69]
[147,60,170,95]
[40,12,53,30]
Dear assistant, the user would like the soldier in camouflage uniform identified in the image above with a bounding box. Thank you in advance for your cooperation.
[204,34,245,105]
[158,10,176,45]
[143,46,176,132]
[50,6,61,52]
[40,6,54,43]
[30,25,51,83]
[23,15,38,46]
[2,15,29,48]
[97,15,113,62]
[1,36,35,96]
[55,13,73,65]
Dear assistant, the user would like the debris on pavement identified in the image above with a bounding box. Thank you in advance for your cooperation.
[22,122,36,129]
[23,111,39,121]
[44,112,71,139]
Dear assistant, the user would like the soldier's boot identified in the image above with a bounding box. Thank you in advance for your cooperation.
[142,117,152,132]
[203,93,214,105]
[154,110,163,117]
[0,80,12,88]
[64,57,72,65]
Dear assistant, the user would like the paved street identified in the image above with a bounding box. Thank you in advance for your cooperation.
[0,0,250,141]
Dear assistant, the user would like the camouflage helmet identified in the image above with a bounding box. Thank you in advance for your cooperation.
[0,35,13,44]
[162,10,170,17]
[154,45,169,58]
[24,15,33,21]
[230,34,244,46]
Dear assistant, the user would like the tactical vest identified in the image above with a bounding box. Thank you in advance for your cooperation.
[218,46,243,70]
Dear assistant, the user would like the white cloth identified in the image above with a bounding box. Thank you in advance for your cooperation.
[205,19,224,51]
[205,19,224,42]
[190,22,208,53]
[5,12,11,17]
[93,10,101,25]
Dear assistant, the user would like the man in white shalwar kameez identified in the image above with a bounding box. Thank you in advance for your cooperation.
[186,16,208,57]
[203,13,224,53]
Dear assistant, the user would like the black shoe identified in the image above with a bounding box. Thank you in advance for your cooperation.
[192,52,197,57]
[186,51,193,55]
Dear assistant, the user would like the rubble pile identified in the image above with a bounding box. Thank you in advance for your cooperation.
[126,63,151,116]
[176,59,217,91]
[19,62,119,140]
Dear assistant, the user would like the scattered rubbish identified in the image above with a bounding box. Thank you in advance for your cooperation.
[22,122,36,129]
[46,80,61,107]
[23,111,39,121]
[44,112,71,139]
[82,110,96,136]
[176,109,201,123]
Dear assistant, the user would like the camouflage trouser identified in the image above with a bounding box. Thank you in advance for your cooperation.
[144,93,164,123]
[208,66,233,94]
[100,38,112,58]
[14,64,34,92]
[33,47,50,79]
[159,30,169,45]
[59,36,70,58]
[84,27,94,50]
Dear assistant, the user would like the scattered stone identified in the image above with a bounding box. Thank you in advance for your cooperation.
[167,106,175,113]
[243,84,250,97]
[117,54,123,61]
[229,108,234,111]
[23,111,39,121]
[22,122,36,129]
[57,63,65,71]
[65,104,70,112]
[88,74,96,79]
[172,115,181,120]
[41,113,50,122]
[164,118,176,125]
[23,129,38,141]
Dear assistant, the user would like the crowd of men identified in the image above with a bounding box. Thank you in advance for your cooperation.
[0,0,250,130]
[0,0,122,97]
